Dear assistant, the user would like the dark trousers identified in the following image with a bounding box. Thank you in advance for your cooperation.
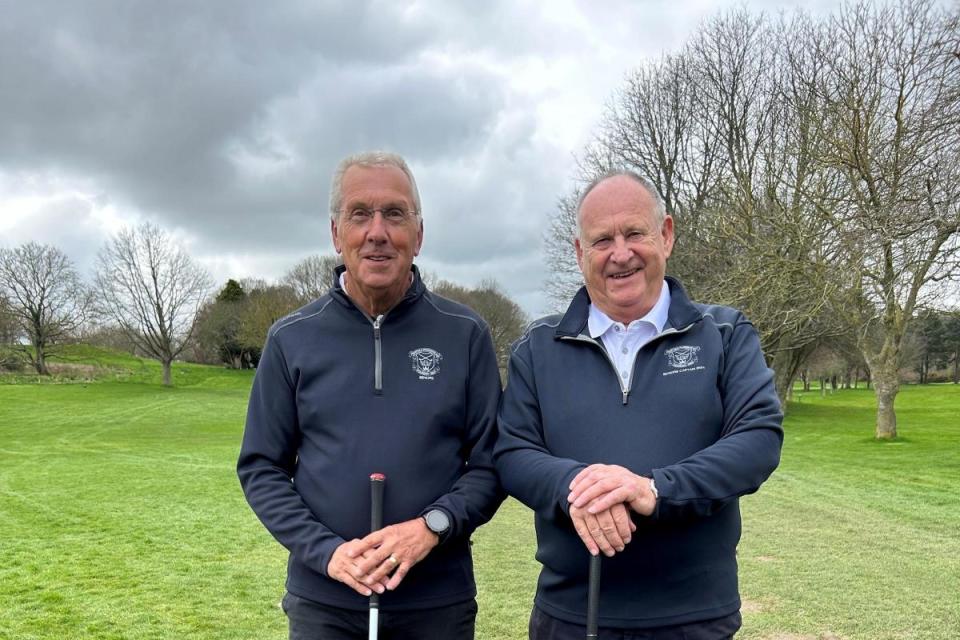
[528,606,741,640]
[282,592,477,640]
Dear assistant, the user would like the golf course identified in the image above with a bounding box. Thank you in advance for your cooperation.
[1,346,957,639]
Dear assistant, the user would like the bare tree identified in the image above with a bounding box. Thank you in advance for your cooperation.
[433,278,528,369]
[94,223,212,386]
[546,9,854,404]
[810,0,960,438]
[0,242,90,374]
[281,254,341,304]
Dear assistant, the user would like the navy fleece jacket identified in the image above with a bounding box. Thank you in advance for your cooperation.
[495,277,783,629]
[238,266,504,611]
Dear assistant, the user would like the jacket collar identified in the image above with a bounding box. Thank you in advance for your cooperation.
[555,276,701,339]
[330,263,426,318]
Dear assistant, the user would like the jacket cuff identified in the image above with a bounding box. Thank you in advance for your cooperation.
[557,464,588,517]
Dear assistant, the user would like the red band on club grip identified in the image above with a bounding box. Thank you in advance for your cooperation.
[370,473,386,481]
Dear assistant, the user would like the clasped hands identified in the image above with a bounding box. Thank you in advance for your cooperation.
[327,517,438,596]
[567,464,657,557]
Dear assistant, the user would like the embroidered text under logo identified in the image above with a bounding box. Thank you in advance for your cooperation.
[666,345,701,369]
[409,347,442,380]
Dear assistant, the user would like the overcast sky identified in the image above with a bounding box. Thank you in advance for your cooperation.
[0,0,838,316]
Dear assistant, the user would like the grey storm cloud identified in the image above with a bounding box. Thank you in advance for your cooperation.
[0,1,510,247]
[5,0,819,315]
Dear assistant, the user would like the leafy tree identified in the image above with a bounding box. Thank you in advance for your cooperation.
[218,279,246,303]
[910,311,945,384]
[193,279,252,368]
[0,242,90,374]
[0,293,18,344]
[236,279,301,364]
[941,312,960,384]
[0,294,20,370]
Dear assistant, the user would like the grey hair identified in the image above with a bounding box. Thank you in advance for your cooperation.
[575,170,667,237]
[329,151,422,221]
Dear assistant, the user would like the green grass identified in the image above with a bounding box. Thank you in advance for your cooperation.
[1,348,958,639]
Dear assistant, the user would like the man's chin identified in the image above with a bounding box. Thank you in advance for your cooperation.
[354,267,408,290]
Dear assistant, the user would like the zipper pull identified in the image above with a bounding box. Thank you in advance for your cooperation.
[622,389,629,405]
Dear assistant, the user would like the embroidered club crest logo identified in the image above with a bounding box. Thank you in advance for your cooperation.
[665,345,701,369]
[409,347,442,380]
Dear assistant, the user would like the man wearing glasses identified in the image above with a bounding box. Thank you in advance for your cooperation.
[238,151,504,639]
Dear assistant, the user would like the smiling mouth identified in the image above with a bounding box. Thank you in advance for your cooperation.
[609,268,639,279]
[364,255,394,261]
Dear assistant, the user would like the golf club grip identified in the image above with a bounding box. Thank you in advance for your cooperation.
[586,554,601,638]
[369,474,385,613]
[370,473,385,531]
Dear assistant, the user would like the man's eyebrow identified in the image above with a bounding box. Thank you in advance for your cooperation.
[346,200,409,209]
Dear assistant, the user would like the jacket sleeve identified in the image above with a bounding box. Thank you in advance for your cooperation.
[236,331,344,576]
[494,335,586,517]
[650,319,784,520]
[422,325,506,542]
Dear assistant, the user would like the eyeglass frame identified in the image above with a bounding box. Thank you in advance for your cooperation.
[340,206,421,225]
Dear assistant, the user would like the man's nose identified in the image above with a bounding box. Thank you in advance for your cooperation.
[366,211,388,241]
[610,236,632,262]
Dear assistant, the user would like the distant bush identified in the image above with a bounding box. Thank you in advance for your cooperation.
[0,346,23,372]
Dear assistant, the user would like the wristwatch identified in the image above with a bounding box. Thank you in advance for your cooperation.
[422,509,451,540]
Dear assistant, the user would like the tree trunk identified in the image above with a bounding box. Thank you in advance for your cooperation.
[872,366,899,439]
[802,369,810,392]
[34,348,49,375]
[773,357,794,407]
[162,359,173,386]
[953,351,958,384]
[820,378,826,397]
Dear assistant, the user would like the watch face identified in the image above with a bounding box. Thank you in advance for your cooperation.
[426,509,449,533]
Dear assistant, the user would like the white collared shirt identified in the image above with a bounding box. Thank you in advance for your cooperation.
[587,282,671,387]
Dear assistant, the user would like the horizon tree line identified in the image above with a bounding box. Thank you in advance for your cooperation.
[0,230,528,385]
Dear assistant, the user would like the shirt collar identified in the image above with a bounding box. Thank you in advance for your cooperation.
[587,281,671,339]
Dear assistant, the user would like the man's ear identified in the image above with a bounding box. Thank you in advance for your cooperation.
[331,217,341,254]
[661,215,675,259]
[414,218,423,257]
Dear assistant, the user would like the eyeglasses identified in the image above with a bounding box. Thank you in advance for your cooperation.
[343,207,418,225]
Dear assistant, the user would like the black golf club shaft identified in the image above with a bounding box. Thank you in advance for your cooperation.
[369,473,386,640]
[586,553,601,639]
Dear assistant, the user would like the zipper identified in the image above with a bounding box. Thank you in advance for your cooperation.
[561,335,631,404]
[373,314,384,394]
[559,321,698,405]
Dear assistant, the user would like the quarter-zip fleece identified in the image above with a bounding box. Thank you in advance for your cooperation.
[495,277,783,629]
[238,265,505,612]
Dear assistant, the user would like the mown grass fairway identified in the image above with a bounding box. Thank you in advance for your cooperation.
[1,349,958,639]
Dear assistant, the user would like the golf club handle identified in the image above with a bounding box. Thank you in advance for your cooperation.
[586,554,601,639]
[369,473,386,613]
[370,473,385,531]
